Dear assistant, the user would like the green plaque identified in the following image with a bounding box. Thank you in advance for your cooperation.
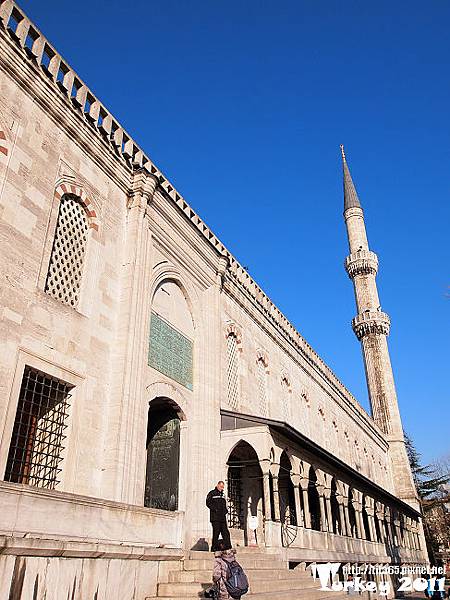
[149,313,193,390]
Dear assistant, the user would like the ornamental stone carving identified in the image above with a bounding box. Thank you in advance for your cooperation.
[345,249,379,279]
[352,310,391,340]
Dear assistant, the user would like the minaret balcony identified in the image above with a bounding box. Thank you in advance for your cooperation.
[345,250,378,278]
[352,310,390,340]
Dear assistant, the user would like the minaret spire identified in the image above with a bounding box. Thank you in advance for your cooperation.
[340,146,418,509]
[340,144,361,211]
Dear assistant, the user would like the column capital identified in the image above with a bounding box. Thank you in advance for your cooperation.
[299,477,309,491]
[291,473,301,486]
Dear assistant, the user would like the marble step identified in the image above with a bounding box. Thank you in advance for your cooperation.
[182,558,287,571]
[169,568,313,583]
[157,578,329,597]
[147,592,349,600]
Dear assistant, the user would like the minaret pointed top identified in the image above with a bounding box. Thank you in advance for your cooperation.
[340,144,362,211]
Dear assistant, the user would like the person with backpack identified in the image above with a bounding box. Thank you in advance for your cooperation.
[212,543,249,600]
[206,481,232,552]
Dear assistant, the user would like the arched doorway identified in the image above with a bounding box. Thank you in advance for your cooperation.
[144,398,183,511]
[348,488,357,537]
[362,495,370,540]
[330,478,340,534]
[279,451,297,526]
[227,441,264,546]
[308,466,321,531]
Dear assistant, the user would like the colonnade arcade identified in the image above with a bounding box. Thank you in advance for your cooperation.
[224,438,421,553]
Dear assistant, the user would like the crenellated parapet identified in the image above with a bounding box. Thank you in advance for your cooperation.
[352,310,390,340]
[345,249,378,279]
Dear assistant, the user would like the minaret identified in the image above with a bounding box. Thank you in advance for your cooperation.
[340,145,418,508]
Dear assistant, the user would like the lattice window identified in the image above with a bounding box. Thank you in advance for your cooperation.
[4,366,72,489]
[45,194,89,308]
[257,358,268,416]
[281,376,291,422]
[149,312,193,390]
[226,334,239,409]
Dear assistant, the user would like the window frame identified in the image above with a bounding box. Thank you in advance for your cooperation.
[0,349,84,493]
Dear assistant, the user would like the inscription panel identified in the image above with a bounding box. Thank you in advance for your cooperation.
[149,313,193,390]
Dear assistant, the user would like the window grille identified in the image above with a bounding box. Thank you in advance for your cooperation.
[226,334,239,409]
[227,468,243,529]
[4,367,72,489]
[257,358,268,416]
[45,194,89,308]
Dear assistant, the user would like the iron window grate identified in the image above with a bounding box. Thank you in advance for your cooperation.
[4,366,73,490]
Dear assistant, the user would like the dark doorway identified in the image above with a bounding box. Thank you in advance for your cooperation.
[279,451,297,526]
[330,478,340,534]
[144,399,181,511]
[308,466,321,531]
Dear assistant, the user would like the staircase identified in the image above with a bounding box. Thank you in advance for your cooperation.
[145,548,348,600]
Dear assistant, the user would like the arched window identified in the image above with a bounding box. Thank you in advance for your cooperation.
[45,194,89,308]
[226,333,240,409]
[256,354,268,416]
[280,374,291,422]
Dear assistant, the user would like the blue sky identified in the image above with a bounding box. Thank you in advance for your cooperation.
[19,1,449,464]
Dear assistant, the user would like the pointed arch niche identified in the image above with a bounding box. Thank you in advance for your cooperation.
[149,279,194,391]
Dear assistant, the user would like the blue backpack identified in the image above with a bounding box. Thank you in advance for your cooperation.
[221,559,249,599]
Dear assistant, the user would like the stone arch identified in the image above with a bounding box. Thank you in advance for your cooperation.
[54,182,99,231]
[256,349,269,369]
[280,370,291,390]
[225,322,243,350]
[150,264,200,332]
[146,381,188,420]
[144,396,185,511]
[226,440,264,545]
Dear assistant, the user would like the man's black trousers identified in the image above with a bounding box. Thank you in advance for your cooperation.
[211,520,231,551]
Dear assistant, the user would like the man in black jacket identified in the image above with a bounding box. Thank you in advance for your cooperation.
[206,481,232,551]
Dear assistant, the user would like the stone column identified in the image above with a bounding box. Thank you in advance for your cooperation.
[337,481,350,536]
[365,496,375,542]
[351,491,363,539]
[375,502,386,544]
[343,497,352,537]
[270,465,281,522]
[291,474,304,527]
[300,477,311,528]
[337,495,346,535]
[261,463,272,522]
[393,512,401,547]
[316,484,327,532]
[324,488,334,533]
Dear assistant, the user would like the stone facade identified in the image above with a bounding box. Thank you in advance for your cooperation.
[0,2,427,598]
